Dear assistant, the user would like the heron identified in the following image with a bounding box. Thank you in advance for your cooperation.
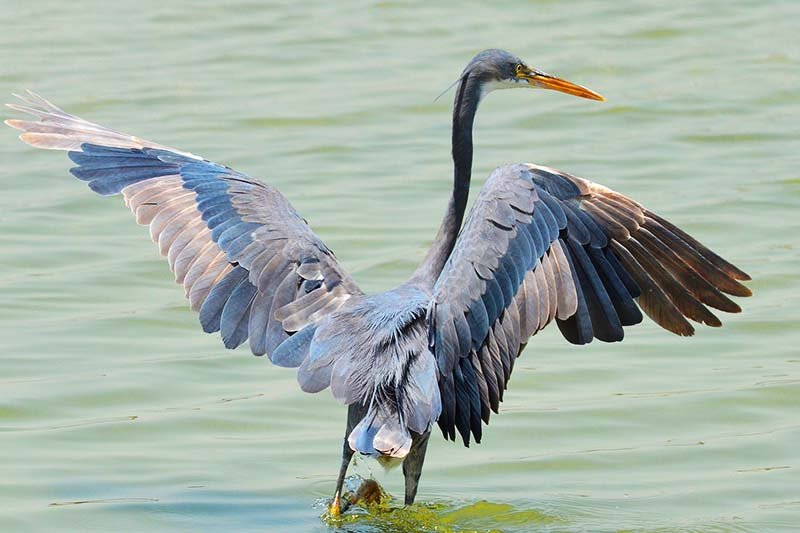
[6,49,751,516]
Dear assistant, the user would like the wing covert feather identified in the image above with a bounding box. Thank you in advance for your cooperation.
[6,92,361,361]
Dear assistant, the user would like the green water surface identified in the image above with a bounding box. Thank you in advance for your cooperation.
[1,1,799,531]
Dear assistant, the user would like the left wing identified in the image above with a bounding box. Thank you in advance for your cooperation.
[6,91,361,361]
[428,163,750,445]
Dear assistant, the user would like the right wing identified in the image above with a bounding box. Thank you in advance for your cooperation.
[6,91,361,359]
[428,163,750,445]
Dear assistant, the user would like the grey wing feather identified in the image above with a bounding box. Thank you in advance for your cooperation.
[429,163,750,446]
[6,92,362,369]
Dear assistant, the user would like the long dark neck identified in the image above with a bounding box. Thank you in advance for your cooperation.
[414,73,481,285]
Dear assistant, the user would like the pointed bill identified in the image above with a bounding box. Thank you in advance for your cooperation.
[517,67,605,101]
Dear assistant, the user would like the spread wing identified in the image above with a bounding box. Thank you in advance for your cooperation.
[6,91,361,357]
[428,163,751,445]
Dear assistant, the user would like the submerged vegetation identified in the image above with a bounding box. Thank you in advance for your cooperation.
[322,475,565,533]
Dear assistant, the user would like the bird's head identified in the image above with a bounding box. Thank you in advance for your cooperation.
[461,49,604,102]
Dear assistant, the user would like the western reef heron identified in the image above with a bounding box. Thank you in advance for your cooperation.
[6,49,751,516]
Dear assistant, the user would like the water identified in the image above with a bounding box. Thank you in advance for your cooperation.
[1,1,798,531]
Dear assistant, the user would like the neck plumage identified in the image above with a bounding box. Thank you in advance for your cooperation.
[414,73,481,286]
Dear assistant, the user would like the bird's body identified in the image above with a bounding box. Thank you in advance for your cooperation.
[6,49,751,515]
[296,283,437,458]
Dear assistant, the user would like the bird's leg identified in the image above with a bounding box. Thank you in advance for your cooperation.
[329,403,366,517]
[330,434,355,517]
[402,430,431,506]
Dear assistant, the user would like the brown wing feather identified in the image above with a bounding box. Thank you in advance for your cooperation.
[554,170,750,333]
[429,163,750,446]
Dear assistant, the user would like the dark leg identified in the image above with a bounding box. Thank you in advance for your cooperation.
[330,434,355,516]
[330,403,367,516]
[402,430,431,505]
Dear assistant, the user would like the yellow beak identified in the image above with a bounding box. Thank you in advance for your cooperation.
[518,68,605,101]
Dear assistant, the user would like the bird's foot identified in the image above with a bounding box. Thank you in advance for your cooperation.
[328,490,342,517]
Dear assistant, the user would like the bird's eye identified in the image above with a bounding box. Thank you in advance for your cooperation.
[515,64,524,75]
